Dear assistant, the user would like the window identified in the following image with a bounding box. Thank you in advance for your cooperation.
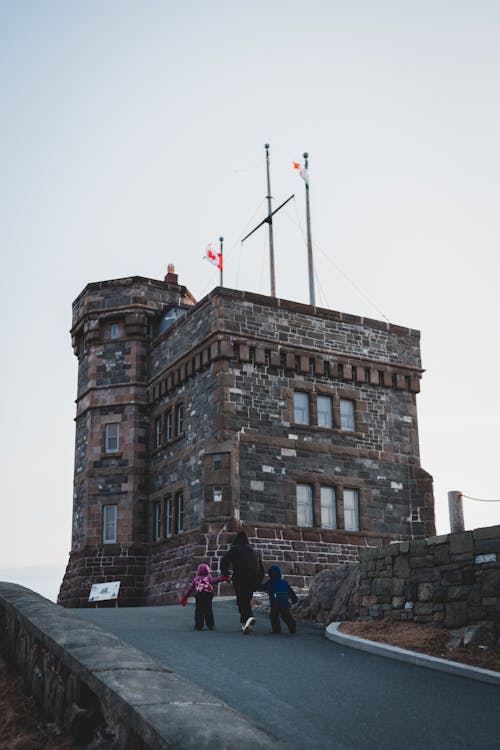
[176,490,184,533]
[213,486,222,502]
[153,502,161,541]
[320,486,337,529]
[293,392,310,425]
[340,399,355,431]
[104,423,119,453]
[175,402,184,435]
[103,505,117,543]
[296,484,313,527]
[165,498,173,538]
[317,395,333,428]
[344,489,359,531]
[155,416,161,448]
[109,323,120,339]
[213,453,222,471]
[165,410,173,442]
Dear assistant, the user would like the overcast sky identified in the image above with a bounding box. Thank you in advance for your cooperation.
[1,1,499,603]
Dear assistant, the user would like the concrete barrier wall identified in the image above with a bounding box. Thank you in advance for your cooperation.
[0,583,282,749]
[358,525,500,629]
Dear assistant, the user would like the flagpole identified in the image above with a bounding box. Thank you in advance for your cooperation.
[303,152,315,306]
[219,236,224,287]
[265,144,276,298]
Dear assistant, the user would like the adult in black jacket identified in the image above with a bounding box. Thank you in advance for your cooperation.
[221,530,264,633]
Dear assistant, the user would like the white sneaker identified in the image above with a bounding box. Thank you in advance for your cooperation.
[243,617,256,634]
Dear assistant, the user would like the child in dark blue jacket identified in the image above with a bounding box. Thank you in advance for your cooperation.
[261,565,298,634]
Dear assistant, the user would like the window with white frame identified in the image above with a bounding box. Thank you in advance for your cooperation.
[153,501,161,540]
[104,423,120,453]
[164,497,173,538]
[293,391,310,425]
[296,483,313,527]
[176,490,184,533]
[340,398,356,431]
[344,488,360,531]
[320,486,337,529]
[165,410,173,442]
[175,402,184,435]
[155,416,161,448]
[109,323,120,339]
[103,505,117,543]
[317,395,333,428]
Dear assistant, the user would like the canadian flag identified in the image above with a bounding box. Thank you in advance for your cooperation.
[205,243,223,271]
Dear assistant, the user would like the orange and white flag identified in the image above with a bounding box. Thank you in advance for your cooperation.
[293,161,309,185]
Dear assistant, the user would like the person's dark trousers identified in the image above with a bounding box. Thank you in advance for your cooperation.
[235,584,254,623]
[270,606,296,634]
[195,592,215,629]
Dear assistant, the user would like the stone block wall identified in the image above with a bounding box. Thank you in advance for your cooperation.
[142,523,394,605]
[358,525,500,628]
[58,545,148,608]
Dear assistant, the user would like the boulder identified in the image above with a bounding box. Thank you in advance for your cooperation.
[447,621,498,651]
[297,564,360,624]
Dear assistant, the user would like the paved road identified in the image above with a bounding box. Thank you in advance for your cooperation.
[74,600,500,750]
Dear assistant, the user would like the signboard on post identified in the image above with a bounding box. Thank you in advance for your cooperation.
[88,581,120,605]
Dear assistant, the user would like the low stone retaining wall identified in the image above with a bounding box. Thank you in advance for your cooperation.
[0,583,284,749]
[358,525,500,629]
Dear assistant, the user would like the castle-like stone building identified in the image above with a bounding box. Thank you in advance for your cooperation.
[58,266,435,607]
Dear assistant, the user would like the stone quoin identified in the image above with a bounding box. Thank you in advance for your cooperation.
[58,267,435,607]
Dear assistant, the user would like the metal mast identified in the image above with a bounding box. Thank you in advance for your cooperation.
[241,144,294,298]
[303,152,316,306]
[265,144,276,297]
[219,236,224,287]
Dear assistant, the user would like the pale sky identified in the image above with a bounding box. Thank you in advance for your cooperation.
[1,1,499,603]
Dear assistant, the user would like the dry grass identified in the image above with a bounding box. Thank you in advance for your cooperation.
[0,654,78,750]
[339,619,500,672]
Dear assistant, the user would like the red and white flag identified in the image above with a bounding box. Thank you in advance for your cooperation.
[293,161,309,185]
[205,243,223,271]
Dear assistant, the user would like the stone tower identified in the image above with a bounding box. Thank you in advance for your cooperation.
[59,270,435,607]
[58,268,195,606]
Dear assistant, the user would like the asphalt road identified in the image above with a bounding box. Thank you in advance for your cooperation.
[73,600,500,750]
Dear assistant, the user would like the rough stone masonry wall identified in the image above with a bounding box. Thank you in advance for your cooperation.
[358,525,500,630]
[58,545,148,608]
[143,523,394,605]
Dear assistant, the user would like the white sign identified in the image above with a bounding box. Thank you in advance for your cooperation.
[89,581,121,602]
[475,553,497,565]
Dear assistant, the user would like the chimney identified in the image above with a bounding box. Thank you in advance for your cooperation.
[164,263,178,284]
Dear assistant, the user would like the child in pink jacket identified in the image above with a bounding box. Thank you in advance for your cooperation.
[180,563,230,630]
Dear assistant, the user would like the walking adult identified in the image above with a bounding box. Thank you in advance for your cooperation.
[221,530,264,633]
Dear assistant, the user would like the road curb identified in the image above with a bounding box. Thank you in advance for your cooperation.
[325,622,500,687]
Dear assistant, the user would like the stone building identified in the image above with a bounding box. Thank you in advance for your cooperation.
[58,266,435,607]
